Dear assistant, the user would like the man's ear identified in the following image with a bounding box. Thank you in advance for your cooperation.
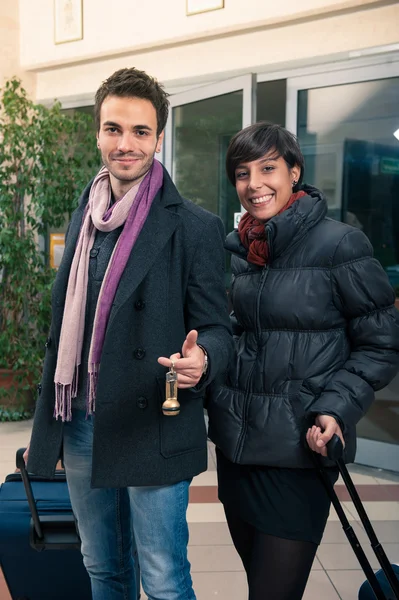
[156,130,165,153]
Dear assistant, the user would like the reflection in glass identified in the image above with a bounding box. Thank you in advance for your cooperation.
[297,77,399,446]
[257,79,286,125]
[172,92,243,285]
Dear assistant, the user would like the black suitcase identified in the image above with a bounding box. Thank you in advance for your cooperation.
[0,448,140,600]
[315,435,399,600]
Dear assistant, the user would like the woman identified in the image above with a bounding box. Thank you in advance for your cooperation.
[207,122,399,600]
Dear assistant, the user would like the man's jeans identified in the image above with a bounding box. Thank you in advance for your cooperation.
[63,410,196,600]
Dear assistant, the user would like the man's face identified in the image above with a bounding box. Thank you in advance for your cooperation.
[97,95,164,198]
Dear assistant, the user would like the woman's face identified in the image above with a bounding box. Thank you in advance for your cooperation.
[235,153,301,222]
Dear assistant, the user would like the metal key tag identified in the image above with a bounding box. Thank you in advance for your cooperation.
[162,362,180,416]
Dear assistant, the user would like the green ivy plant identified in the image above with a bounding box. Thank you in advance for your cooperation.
[0,406,34,423]
[0,78,98,419]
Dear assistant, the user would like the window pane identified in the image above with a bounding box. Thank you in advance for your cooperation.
[172,92,243,286]
[173,91,242,229]
[257,80,286,125]
[298,79,399,277]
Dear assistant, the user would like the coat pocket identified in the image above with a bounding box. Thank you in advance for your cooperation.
[156,377,207,458]
[239,393,303,466]
[207,384,245,463]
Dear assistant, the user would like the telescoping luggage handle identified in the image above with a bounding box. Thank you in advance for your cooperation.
[16,448,81,552]
[314,435,399,600]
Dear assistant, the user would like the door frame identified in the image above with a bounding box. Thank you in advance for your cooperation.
[164,74,256,178]
[285,55,399,134]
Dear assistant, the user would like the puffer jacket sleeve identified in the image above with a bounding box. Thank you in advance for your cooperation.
[308,228,399,431]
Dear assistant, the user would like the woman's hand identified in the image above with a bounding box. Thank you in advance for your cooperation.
[306,414,344,457]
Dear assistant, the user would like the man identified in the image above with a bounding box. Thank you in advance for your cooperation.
[25,67,233,600]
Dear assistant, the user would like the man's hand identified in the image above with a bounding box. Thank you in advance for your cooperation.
[306,414,344,457]
[23,443,30,466]
[158,330,206,389]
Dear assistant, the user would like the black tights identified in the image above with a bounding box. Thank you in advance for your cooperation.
[225,508,318,600]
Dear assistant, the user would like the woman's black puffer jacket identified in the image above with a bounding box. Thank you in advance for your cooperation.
[207,185,399,467]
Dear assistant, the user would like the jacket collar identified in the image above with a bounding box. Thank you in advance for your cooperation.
[52,165,183,333]
[225,185,327,263]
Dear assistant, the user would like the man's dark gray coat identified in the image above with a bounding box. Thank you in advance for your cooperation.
[27,168,233,487]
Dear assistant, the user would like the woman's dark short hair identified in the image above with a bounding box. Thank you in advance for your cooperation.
[226,122,305,191]
[94,67,169,137]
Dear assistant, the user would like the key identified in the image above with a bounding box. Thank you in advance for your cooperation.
[162,361,180,416]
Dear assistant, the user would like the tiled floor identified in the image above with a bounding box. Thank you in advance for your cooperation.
[1,419,399,599]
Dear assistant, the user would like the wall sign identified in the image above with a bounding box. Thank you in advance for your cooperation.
[187,0,224,16]
[234,212,242,228]
[380,157,399,175]
[54,0,83,44]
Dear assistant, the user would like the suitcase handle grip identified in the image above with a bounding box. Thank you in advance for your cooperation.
[16,447,44,541]
[326,434,344,462]
[16,447,27,472]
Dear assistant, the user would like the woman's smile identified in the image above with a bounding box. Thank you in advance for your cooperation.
[250,193,275,205]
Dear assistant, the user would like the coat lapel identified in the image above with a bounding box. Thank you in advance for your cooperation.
[108,173,182,326]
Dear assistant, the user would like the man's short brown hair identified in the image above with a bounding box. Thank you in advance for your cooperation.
[94,67,169,136]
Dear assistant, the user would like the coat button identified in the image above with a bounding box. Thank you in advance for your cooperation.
[45,337,51,348]
[133,348,146,360]
[90,248,99,258]
[137,396,148,409]
[134,300,146,311]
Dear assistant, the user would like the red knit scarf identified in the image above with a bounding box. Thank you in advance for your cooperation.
[238,191,306,266]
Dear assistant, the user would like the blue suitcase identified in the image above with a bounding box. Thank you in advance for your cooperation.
[359,566,399,599]
[315,436,399,600]
[0,449,140,600]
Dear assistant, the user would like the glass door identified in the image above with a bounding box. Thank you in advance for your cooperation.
[164,75,256,283]
[286,59,399,471]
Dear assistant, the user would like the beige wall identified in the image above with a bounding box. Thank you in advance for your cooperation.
[20,0,389,71]
[32,2,399,103]
[0,0,35,96]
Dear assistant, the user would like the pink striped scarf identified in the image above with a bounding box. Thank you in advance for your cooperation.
[54,159,163,421]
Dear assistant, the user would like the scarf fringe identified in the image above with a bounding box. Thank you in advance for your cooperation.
[54,366,79,422]
[87,364,99,417]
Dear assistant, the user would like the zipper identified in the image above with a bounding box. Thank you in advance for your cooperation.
[4,472,66,484]
[255,225,273,341]
[233,226,273,462]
